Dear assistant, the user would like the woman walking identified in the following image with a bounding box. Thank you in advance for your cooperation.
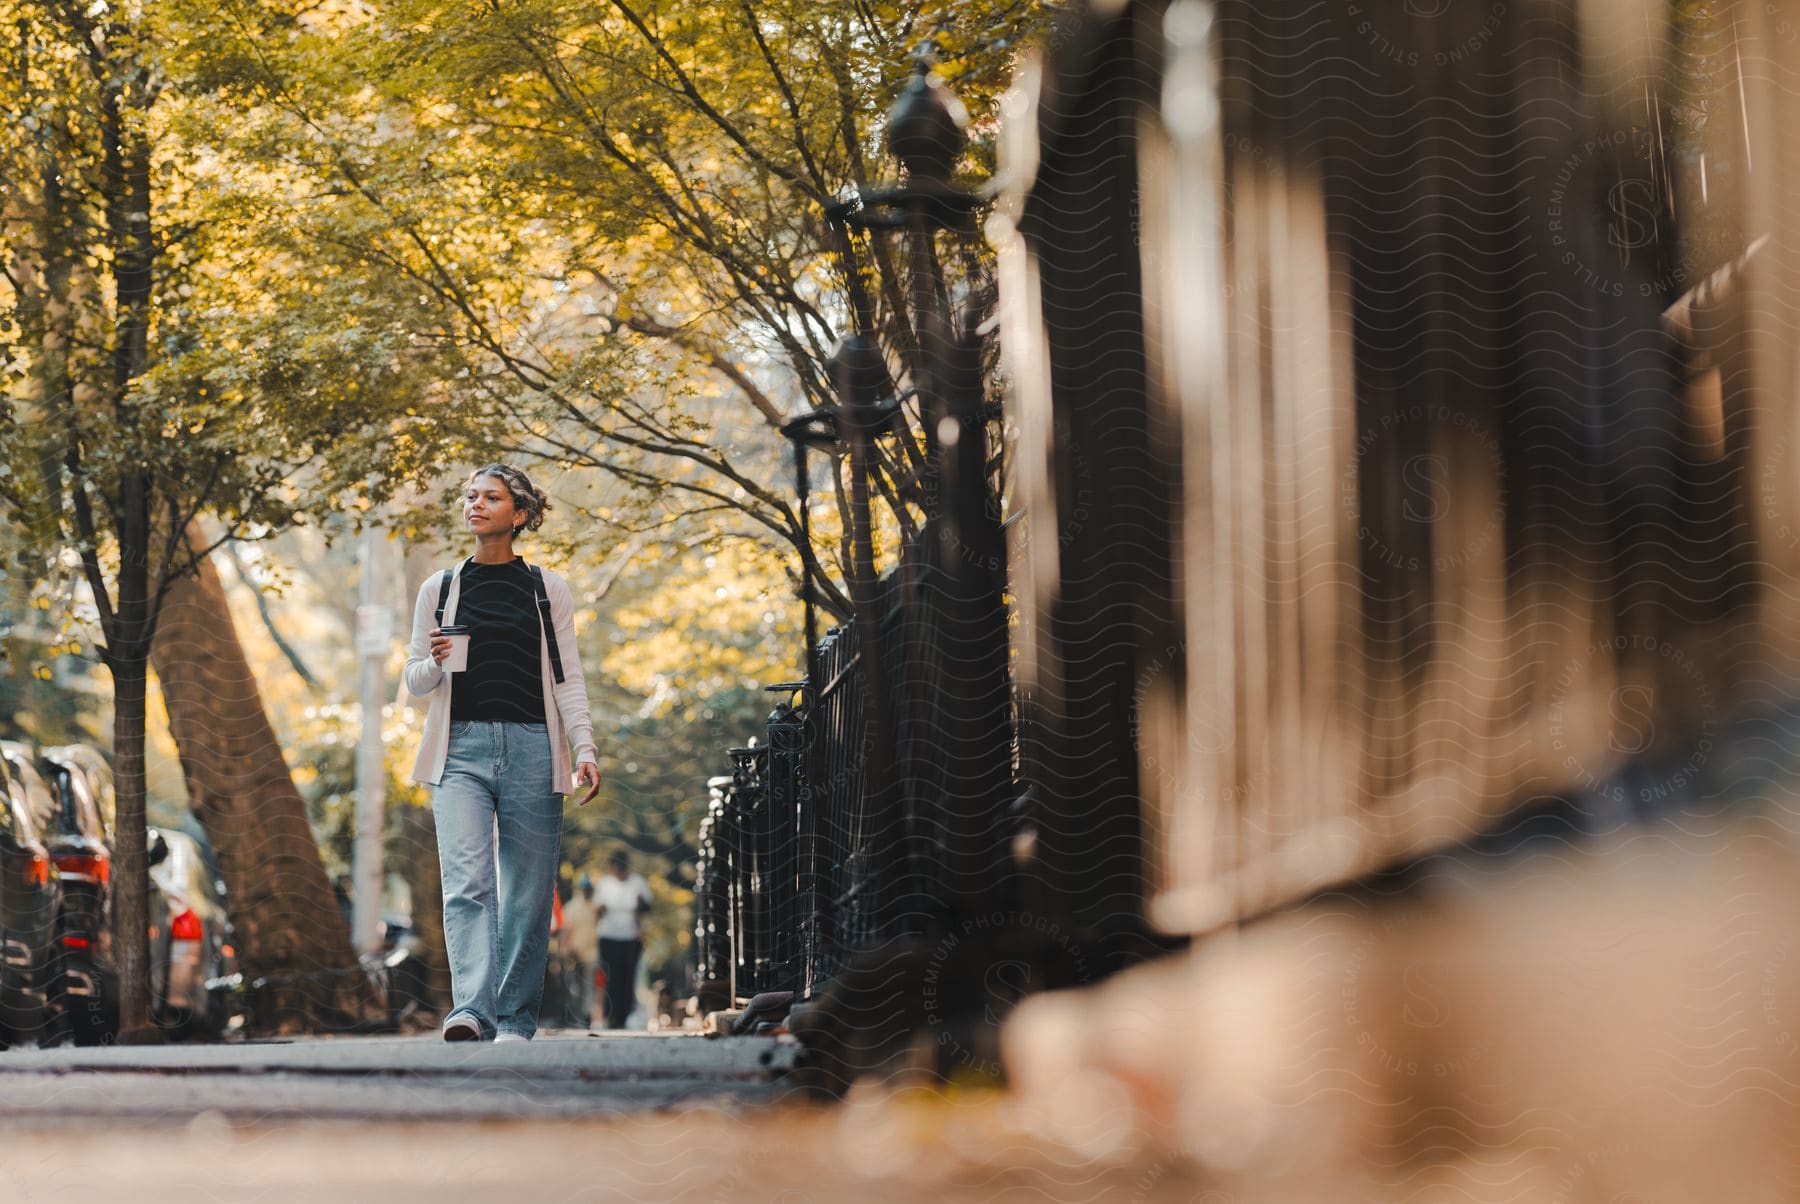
[403,463,602,1043]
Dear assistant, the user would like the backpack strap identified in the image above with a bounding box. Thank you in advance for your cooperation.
[433,558,472,627]
[526,562,566,685]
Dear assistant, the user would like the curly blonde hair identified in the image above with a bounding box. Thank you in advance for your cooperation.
[463,463,552,537]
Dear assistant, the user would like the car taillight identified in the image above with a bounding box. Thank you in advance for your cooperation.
[170,909,203,941]
[61,935,91,949]
[26,852,49,888]
[52,852,110,885]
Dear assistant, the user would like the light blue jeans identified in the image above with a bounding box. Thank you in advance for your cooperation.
[433,720,563,1040]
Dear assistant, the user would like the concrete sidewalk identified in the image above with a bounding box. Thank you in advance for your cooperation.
[0,1030,796,1123]
[0,1028,794,1076]
[0,1030,1189,1204]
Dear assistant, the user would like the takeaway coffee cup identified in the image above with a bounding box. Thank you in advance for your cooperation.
[439,625,471,673]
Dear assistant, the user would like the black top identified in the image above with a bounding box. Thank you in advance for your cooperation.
[448,559,548,723]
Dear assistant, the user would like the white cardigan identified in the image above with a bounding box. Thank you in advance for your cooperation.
[402,561,598,788]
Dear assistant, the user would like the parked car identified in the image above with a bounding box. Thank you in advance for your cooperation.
[35,744,118,1044]
[0,750,61,1048]
[147,827,231,1039]
[40,744,114,834]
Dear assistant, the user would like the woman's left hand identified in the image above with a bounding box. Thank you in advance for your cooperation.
[574,761,602,807]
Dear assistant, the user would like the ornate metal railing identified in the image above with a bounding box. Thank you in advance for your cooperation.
[690,48,1015,1016]
[693,590,915,1008]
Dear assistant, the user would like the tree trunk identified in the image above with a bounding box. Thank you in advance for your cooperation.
[110,652,155,1043]
[151,525,381,1033]
[100,69,161,1046]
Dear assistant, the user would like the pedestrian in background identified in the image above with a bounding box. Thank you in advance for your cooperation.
[403,463,603,1044]
[596,849,652,1029]
[560,874,601,1027]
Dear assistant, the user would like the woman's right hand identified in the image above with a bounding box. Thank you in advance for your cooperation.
[428,628,452,664]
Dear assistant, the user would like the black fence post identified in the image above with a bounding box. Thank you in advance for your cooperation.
[763,686,808,996]
[693,779,733,1014]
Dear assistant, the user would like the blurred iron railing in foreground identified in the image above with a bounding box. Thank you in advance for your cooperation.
[693,0,1800,1002]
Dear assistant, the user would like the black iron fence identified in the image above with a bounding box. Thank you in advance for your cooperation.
[691,775,732,1012]
[689,50,1019,1017]
[693,576,930,1009]
[806,621,873,992]
[692,743,777,1009]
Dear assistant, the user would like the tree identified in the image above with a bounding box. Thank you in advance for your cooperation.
[151,525,378,1030]
[0,3,411,1036]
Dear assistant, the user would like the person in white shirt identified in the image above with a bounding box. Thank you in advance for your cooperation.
[595,850,652,1029]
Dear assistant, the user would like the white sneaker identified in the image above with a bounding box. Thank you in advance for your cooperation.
[494,1032,529,1044]
[442,1015,482,1043]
